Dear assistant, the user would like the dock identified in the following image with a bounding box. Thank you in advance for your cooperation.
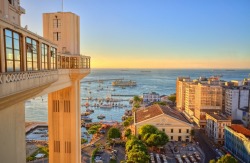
[111,94,136,97]
[25,122,48,133]
[80,78,124,83]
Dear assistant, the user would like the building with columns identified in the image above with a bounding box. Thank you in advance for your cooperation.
[0,0,90,163]
[133,104,193,142]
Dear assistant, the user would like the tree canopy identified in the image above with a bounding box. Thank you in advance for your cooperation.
[125,128,132,138]
[139,125,169,147]
[139,125,158,136]
[209,154,238,163]
[168,94,176,103]
[125,136,149,163]
[87,124,101,134]
[108,127,121,139]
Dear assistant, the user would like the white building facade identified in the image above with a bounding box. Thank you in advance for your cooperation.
[143,92,161,103]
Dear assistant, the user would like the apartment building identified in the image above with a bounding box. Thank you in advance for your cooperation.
[206,112,231,145]
[225,87,249,117]
[193,83,223,128]
[176,77,191,110]
[184,83,196,118]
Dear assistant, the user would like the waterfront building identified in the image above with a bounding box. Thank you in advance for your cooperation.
[224,125,250,163]
[176,77,191,110]
[133,104,193,142]
[143,92,160,103]
[0,1,90,163]
[205,112,231,145]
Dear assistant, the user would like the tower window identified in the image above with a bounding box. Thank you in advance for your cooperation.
[53,19,61,28]
[53,32,61,41]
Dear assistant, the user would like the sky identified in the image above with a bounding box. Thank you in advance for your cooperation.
[21,0,250,69]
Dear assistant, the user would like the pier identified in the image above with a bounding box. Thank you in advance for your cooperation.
[80,78,124,83]
[111,94,136,97]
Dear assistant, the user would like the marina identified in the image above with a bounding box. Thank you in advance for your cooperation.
[25,69,250,123]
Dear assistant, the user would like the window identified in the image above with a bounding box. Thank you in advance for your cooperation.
[53,32,61,41]
[8,0,13,5]
[50,47,57,69]
[57,56,61,69]
[171,129,173,133]
[26,37,38,71]
[53,19,61,28]
[171,136,173,140]
[162,128,165,132]
[41,43,48,70]
[4,29,21,72]
[179,129,181,133]
[186,129,189,133]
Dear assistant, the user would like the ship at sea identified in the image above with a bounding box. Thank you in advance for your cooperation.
[112,80,136,86]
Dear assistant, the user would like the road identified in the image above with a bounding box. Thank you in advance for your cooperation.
[194,129,217,162]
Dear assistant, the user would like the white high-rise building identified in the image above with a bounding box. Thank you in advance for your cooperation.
[225,87,250,119]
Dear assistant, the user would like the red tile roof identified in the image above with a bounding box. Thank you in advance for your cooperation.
[229,125,250,137]
[135,104,163,123]
[135,104,191,124]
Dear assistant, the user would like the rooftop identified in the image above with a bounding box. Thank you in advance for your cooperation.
[206,112,230,121]
[135,104,191,124]
[229,125,250,138]
[231,120,244,125]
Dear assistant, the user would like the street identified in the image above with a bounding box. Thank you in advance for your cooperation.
[194,129,217,162]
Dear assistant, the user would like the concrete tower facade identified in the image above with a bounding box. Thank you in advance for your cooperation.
[43,12,80,55]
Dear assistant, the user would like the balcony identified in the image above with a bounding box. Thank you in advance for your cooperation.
[0,70,58,98]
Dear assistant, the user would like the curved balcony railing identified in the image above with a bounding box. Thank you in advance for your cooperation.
[0,70,59,98]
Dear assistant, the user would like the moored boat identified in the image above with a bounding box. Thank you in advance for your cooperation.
[81,116,92,122]
[97,114,105,119]
[100,104,112,109]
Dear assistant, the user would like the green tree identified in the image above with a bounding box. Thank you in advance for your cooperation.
[81,138,88,144]
[123,121,130,127]
[139,125,157,138]
[168,94,176,103]
[153,101,167,106]
[157,131,169,146]
[134,103,140,108]
[87,124,101,134]
[139,125,169,148]
[218,154,238,163]
[133,96,141,103]
[125,128,132,138]
[126,137,147,153]
[127,149,150,163]
[108,127,121,139]
[146,134,160,147]
[210,154,238,163]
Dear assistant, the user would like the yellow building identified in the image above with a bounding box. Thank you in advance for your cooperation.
[176,77,223,128]
[184,83,196,118]
[193,83,223,128]
[134,104,193,142]
[0,1,90,163]
[176,77,191,110]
